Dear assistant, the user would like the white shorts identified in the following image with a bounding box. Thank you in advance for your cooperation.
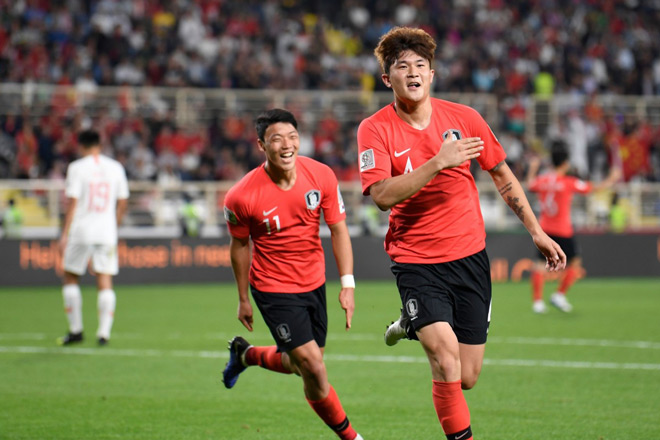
[63,243,119,276]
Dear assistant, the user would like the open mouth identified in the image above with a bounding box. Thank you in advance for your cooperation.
[281,152,294,158]
[407,81,421,89]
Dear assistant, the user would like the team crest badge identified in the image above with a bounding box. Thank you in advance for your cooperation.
[360,149,375,172]
[276,323,291,342]
[305,190,321,210]
[442,129,463,141]
[406,298,419,319]
[223,206,238,225]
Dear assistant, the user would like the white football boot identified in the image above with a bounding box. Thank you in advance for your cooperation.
[550,292,573,313]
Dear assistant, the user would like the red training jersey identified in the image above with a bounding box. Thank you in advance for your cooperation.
[357,98,506,263]
[528,172,592,238]
[223,156,346,293]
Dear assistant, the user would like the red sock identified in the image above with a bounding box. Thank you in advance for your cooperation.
[306,385,358,440]
[432,380,472,440]
[558,267,578,294]
[244,346,291,374]
[532,270,544,301]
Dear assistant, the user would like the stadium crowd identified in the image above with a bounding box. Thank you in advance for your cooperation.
[1,0,659,183]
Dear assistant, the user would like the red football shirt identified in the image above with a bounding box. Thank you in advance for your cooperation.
[357,98,506,263]
[224,156,346,293]
[529,172,592,237]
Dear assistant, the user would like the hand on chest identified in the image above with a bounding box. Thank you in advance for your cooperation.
[389,128,467,175]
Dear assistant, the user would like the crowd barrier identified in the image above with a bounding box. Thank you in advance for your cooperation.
[2,233,658,286]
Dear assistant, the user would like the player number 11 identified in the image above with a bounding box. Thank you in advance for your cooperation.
[263,215,280,234]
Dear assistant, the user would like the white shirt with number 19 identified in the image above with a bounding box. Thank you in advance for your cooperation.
[65,154,129,245]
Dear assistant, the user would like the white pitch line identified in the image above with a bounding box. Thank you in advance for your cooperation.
[1,345,659,371]
[2,333,659,351]
[2,332,660,350]
[488,336,660,350]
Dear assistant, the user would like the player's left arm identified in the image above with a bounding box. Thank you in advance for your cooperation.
[328,219,355,330]
[116,198,128,226]
[591,166,622,192]
[488,160,566,272]
[116,168,130,226]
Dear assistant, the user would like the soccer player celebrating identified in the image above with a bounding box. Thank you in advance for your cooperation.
[527,140,620,313]
[58,130,129,346]
[222,109,363,440]
[357,27,565,440]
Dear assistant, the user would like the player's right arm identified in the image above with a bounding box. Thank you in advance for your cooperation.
[229,235,253,331]
[366,136,484,211]
[58,197,77,253]
[60,163,80,253]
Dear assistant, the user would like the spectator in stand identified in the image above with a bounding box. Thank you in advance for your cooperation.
[0,1,660,182]
[608,115,653,182]
[15,123,39,179]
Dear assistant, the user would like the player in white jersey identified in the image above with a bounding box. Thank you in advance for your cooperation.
[57,130,129,346]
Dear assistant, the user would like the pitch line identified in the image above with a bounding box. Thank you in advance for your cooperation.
[3,333,660,350]
[1,345,659,372]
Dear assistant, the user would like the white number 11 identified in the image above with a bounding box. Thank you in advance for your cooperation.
[263,215,280,234]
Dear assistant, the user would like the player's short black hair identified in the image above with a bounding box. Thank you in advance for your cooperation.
[77,130,100,148]
[254,108,298,142]
[550,140,569,167]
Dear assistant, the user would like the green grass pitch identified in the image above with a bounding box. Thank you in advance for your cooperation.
[1,278,659,439]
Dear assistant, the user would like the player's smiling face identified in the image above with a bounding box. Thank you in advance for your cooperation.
[383,50,434,103]
[259,122,299,172]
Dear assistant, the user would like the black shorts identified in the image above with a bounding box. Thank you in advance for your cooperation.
[390,249,492,345]
[536,234,579,263]
[251,284,328,353]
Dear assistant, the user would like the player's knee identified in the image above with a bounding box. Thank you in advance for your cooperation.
[461,365,482,390]
[291,351,326,380]
[429,354,461,381]
[461,375,478,390]
[299,357,325,379]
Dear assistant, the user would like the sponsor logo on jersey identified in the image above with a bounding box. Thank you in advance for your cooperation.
[305,190,321,210]
[442,129,463,141]
[276,323,291,342]
[223,206,238,225]
[394,148,411,157]
[263,206,278,216]
[360,149,375,172]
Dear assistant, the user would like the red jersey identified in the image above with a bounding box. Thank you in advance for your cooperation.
[357,98,506,263]
[528,172,592,238]
[223,156,346,293]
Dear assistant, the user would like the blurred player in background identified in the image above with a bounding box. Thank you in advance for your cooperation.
[222,109,363,440]
[58,130,129,346]
[526,140,620,313]
[357,27,565,440]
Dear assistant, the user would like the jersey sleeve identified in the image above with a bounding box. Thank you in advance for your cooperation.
[223,186,250,239]
[65,163,82,199]
[466,107,507,171]
[319,166,346,226]
[572,178,592,194]
[357,118,392,195]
